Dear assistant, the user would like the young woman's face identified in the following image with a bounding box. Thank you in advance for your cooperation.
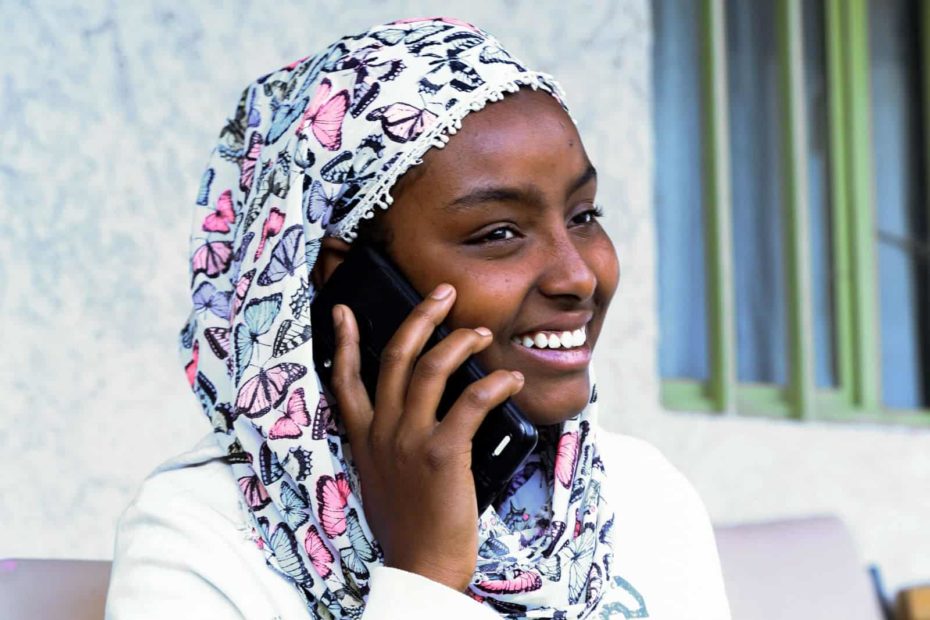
[379,89,620,426]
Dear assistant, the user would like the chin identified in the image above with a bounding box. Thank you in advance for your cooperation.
[510,376,592,427]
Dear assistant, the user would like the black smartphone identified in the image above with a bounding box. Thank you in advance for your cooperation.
[311,245,538,513]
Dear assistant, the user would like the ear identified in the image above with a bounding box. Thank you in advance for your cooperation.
[311,236,352,289]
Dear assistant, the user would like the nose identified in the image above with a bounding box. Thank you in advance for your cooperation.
[537,228,598,303]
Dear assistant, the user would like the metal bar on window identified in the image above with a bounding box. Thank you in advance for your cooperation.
[918,0,930,411]
[777,0,815,419]
[923,0,930,228]
[700,0,737,413]
[824,0,855,409]
[844,0,881,410]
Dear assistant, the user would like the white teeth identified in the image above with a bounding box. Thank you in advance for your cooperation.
[515,326,587,350]
[572,328,586,347]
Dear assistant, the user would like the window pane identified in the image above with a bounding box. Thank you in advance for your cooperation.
[726,0,789,385]
[654,0,710,381]
[869,0,928,408]
[803,0,839,388]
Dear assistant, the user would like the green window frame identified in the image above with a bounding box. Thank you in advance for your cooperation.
[660,0,930,427]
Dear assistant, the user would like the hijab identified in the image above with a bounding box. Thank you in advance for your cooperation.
[181,17,646,619]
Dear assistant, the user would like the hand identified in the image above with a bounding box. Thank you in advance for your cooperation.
[329,283,525,592]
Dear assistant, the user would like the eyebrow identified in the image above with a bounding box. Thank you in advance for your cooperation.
[444,163,598,212]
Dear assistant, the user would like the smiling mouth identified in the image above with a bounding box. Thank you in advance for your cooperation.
[510,325,587,350]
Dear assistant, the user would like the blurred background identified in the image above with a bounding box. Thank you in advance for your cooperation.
[1,0,928,609]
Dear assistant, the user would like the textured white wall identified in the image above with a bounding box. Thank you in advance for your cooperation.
[2,0,928,599]
[0,0,652,559]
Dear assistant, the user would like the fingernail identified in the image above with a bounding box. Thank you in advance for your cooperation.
[333,305,345,327]
[430,283,454,300]
[511,371,524,383]
[474,327,492,337]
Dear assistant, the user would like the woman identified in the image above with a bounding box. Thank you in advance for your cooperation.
[106,17,731,619]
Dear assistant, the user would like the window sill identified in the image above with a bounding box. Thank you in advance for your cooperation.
[661,379,930,428]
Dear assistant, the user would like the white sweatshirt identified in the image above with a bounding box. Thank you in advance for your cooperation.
[105,431,731,619]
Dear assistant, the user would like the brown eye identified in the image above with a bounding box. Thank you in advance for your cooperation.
[467,225,519,245]
[484,226,517,242]
[570,204,605,226]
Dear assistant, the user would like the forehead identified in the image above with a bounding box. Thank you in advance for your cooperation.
[389,89,589,204]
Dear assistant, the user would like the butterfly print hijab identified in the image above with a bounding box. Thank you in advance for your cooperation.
[181,17,646,619]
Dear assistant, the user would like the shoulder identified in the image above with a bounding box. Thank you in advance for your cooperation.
[596,429,680,474]
[106,434,310,619]
[597,430,704,507]
[119,433,241,523]
[596,429,713,552]
[596,429,732,619]
[112,432,259,556]
[106,436,497,620]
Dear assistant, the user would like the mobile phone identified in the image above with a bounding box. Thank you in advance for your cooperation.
[311,245,538,513]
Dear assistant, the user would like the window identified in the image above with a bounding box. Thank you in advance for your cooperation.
[653,0,930,425]
[870,0,930,409]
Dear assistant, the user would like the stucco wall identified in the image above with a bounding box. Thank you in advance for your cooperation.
[2,0,928,598]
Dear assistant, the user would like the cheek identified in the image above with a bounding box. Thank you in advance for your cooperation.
[592,238,620,304]
[446,271,523,332]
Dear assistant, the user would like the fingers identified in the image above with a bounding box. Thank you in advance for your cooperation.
[432,369,525,448]
[400,326,494,432]
[371,283,456,437]
[331,305,374,452]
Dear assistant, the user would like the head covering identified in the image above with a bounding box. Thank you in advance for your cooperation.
[181,17,645,619]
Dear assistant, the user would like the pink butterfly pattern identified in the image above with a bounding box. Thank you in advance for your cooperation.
[185,340,199,387]
[202,189,236,233]
[268,387,311,440]
[297,78,350,151]
[235,363,307,419]
[231,269,256,319]
[316,473,351,538]
[239,132,263,193]
[554,430,580,489]
[191,241,233,279]
[254,207,285,260]
[476,569,543,594]
[366,102,438,143]
[389,16,481,33]
[239,475,271,509]
[304,525,334,578]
